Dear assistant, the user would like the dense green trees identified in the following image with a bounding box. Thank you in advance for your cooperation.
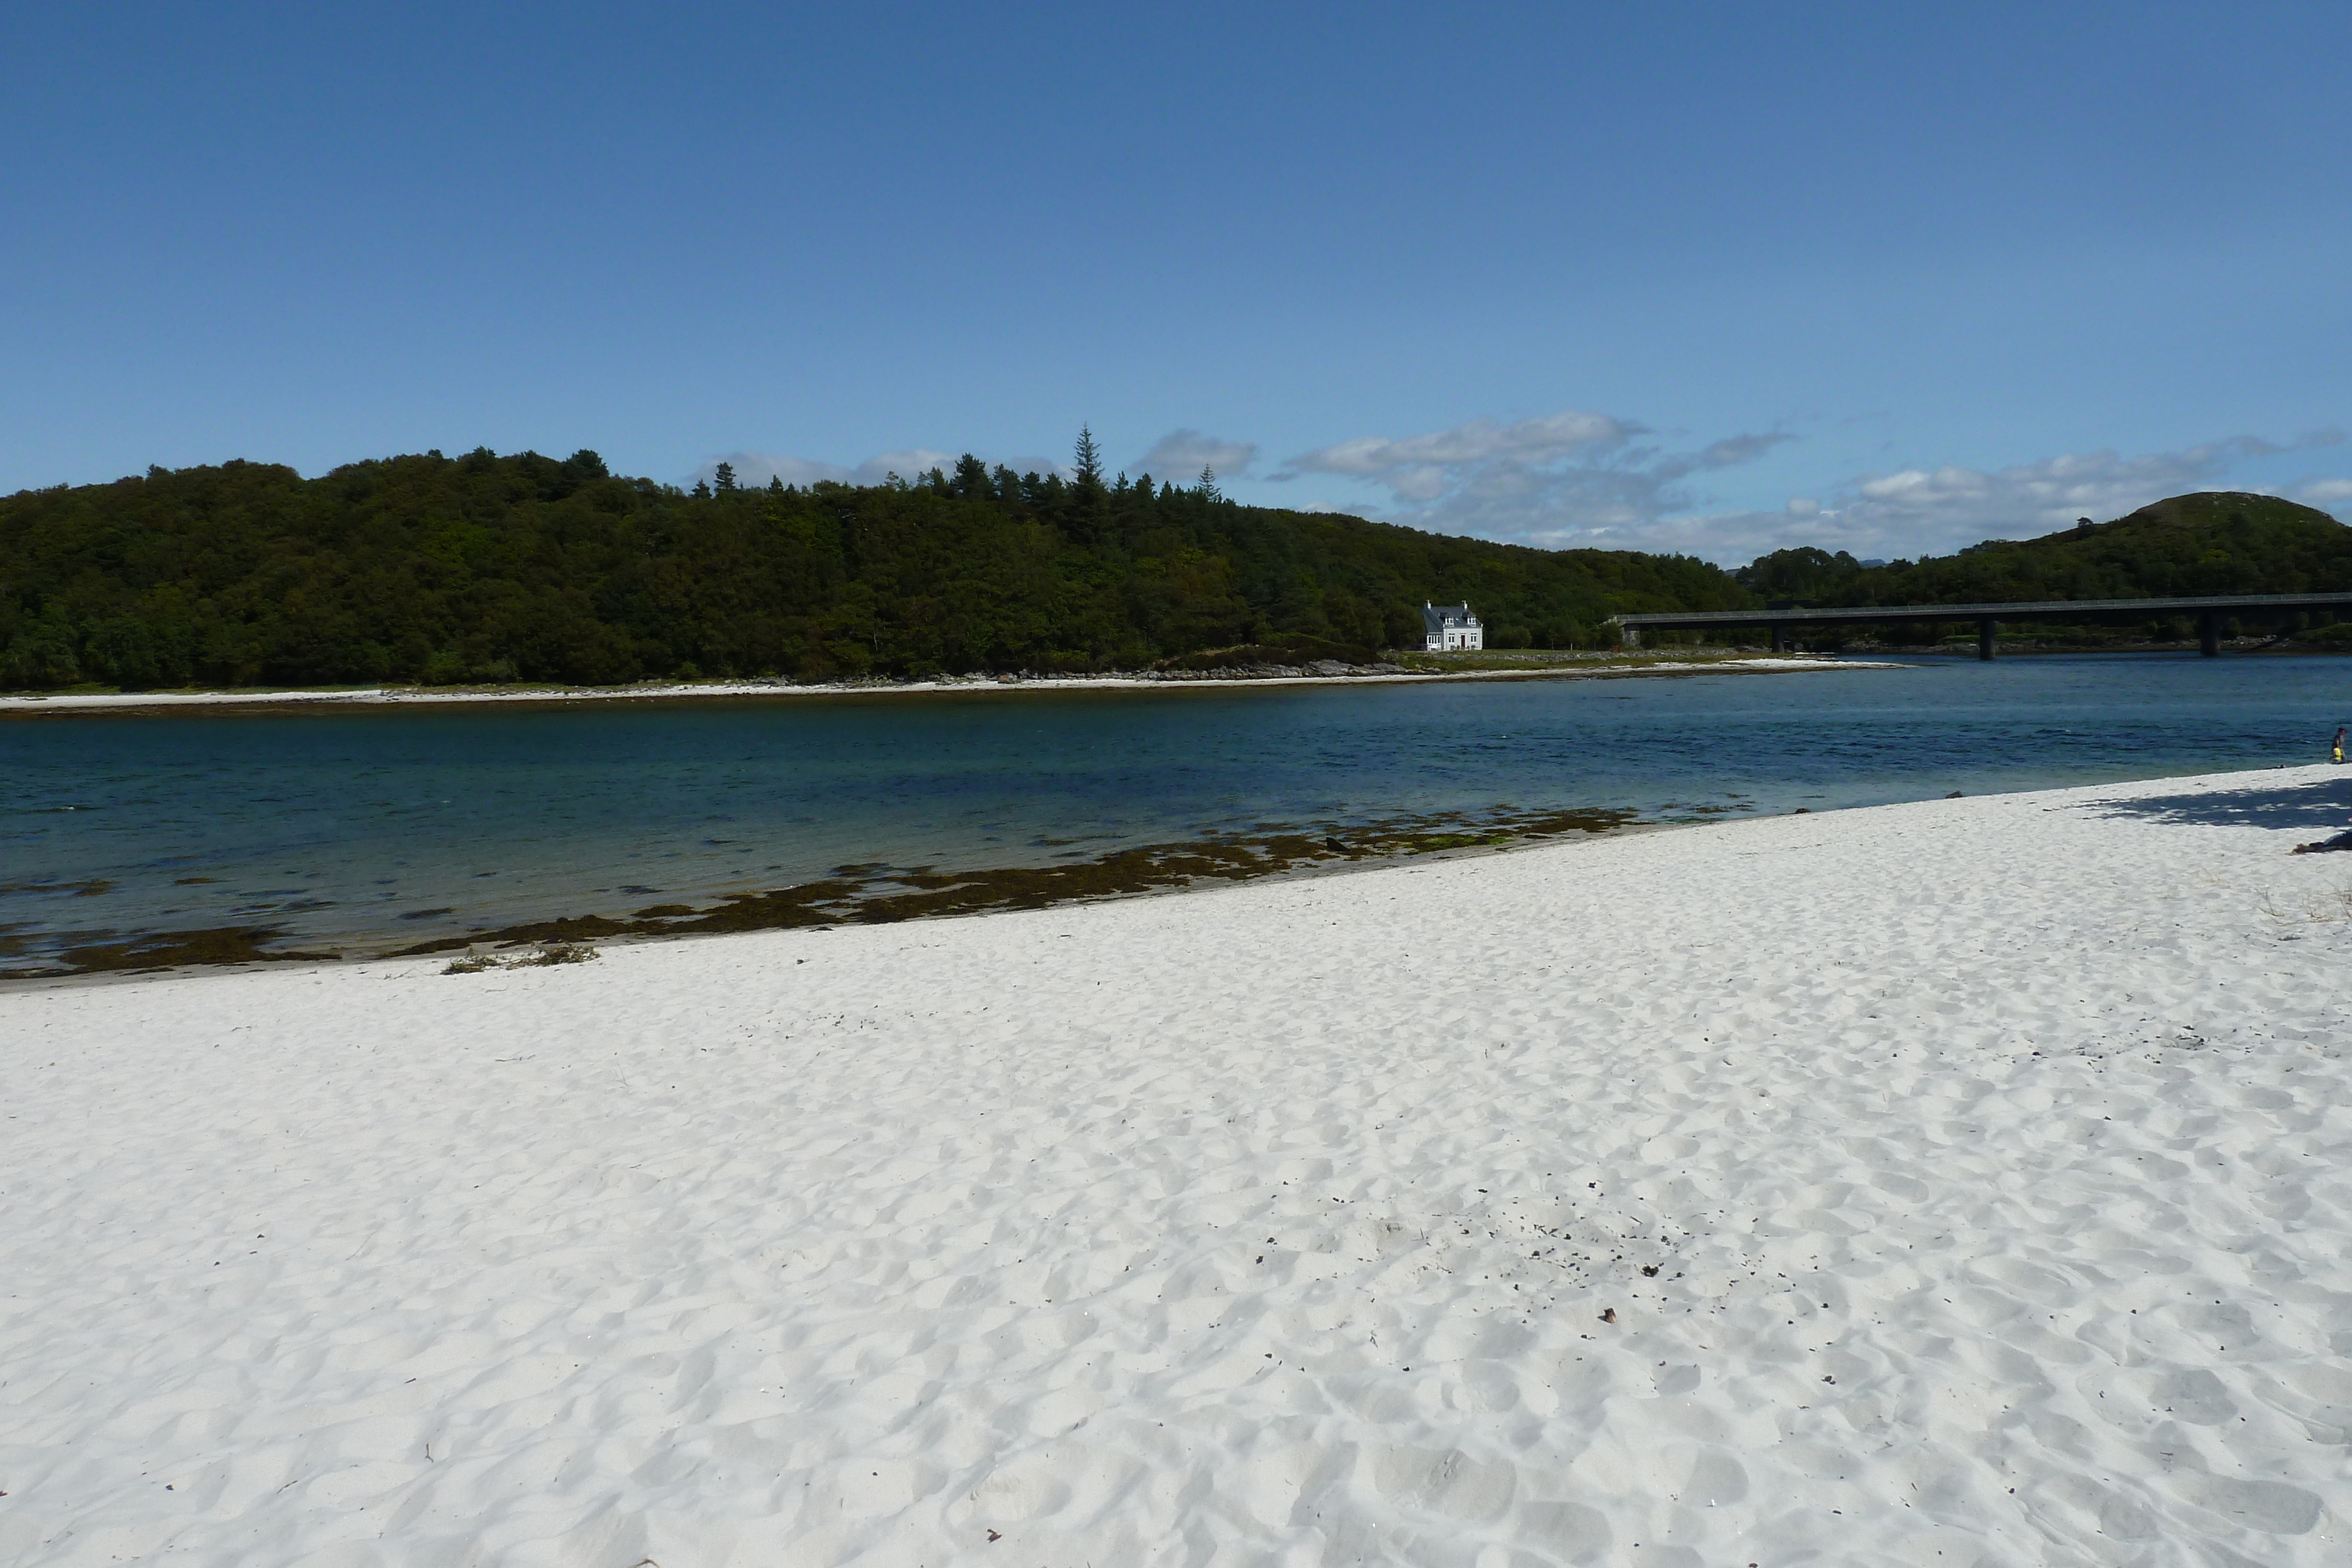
[0,445,1749,690]
[12,455,2337,691]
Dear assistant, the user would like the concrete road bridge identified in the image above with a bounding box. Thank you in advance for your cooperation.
[1606,591,2352,660]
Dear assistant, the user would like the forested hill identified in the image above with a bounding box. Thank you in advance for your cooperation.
[1737,492,2352,607]
[0,448,1749,690]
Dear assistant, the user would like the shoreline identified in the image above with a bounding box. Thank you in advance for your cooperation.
[9,644,2336,717]
[2,756,2328,987]
[0,651,1876,715]
[0,803,1671,986]
[4,764,2347,1562]
[1,818,1709,999]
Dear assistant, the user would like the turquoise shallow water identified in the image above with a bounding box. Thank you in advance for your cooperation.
[4,654,2347,969]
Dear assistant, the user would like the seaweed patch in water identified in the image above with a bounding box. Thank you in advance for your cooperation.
[9,804,1636,979]
[7,925,342,978]
[0,879,117,898]
[389,804,1636,958]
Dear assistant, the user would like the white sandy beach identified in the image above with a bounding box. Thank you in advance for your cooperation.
[0,656,1858,715]
[5,765,2351,1566]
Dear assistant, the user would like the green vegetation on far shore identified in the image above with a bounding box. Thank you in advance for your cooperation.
[0,446,1742,690]
[4,444,2347,693]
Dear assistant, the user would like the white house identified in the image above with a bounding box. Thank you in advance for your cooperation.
[1421,602,1483,651]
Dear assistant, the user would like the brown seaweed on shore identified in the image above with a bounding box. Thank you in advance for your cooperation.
[387,804,1636,958]
[5,803,1638,979]
[25,925,341,977]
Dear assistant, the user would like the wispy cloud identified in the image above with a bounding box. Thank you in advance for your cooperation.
[1650,431,2348,563]
[1277,410,1791,535]
[857,448,961,483]
[1285,411,1631,492]
[1132,429,1258,482]
[694,449,963,487]
[696,452,850,486]
[691,421,2344,566]
[1278,409,2346,563]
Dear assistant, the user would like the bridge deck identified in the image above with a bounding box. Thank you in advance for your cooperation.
[1605,590,2352,658]
[1609,590,2352,629]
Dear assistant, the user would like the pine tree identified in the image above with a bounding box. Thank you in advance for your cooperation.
[1198,465,1220,501]
[1073,426,1104,491]
[954,453,991,497]
[714,462,737,492]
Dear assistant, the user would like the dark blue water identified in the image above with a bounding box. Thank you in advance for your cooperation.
[5,655,2347,967]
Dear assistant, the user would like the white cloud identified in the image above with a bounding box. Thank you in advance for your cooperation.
[1001,454,1073,481]
[694,448,962,489]
[1132,429,1258,481]
[1849,444,2242,526]
[1635,433,2348,563]
[698,451,850,487]
[1286,411,1630,482]
[690,422,2345,563]
[1277,409,1792,546]
[857,449,959,483]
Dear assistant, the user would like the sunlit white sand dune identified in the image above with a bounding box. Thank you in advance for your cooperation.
[5,765,2351,1566]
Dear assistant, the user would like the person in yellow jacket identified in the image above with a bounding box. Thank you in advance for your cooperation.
[2335,726,2346,764]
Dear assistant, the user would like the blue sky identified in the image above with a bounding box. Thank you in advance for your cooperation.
[5,1,2346,563]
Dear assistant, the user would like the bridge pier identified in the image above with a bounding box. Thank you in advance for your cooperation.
[1977,618,1997,661]
[2199,612,2221,657]
[1769,625,1786,653]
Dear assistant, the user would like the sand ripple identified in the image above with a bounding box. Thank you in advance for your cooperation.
[5,766,2351,1563]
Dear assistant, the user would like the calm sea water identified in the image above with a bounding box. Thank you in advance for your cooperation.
[5,655,2348,968]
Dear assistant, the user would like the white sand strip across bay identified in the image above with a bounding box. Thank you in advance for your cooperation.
[0,655,1861,714]
[5,765,2351,1566]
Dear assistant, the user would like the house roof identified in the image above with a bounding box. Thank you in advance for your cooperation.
[1421,603,1479,633]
